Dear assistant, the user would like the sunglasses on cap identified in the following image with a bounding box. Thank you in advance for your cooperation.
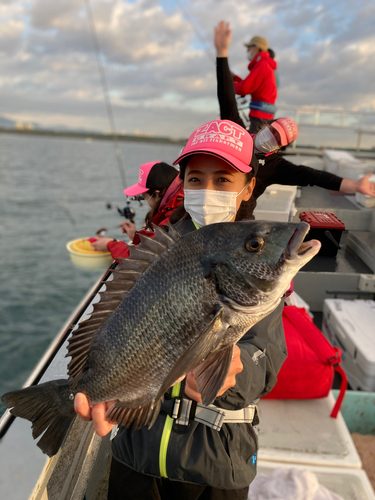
[127,194,145,202]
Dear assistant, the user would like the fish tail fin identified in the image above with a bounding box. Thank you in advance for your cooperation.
[1,379,76,457]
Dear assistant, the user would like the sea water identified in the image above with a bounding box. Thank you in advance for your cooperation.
[0,133,182,416]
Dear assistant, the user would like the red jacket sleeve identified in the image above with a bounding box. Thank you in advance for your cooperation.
[107,240,130,259]
[233,62,265,96]
[107,229,156,261]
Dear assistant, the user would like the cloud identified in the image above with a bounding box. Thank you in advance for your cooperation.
[0,0,374,138]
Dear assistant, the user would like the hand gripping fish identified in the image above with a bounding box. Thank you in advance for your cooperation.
[2,221,320,456]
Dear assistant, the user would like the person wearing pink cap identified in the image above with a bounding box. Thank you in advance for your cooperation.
[89,161,184,258]
[214,21,375,209]
[75,119,288,499]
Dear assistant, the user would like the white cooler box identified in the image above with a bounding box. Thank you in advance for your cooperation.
[322,299,375,391]
[323,150,371,179]
[252,462,375,500]
[253,188,296,222]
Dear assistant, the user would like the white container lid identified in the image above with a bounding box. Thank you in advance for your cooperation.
[257,392,362,468]
[254,189,296,221]
[323,299,375,363]
[323,149,357,162]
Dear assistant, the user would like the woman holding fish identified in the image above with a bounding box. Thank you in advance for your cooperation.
[3,118,320,497]
[72,119,316,500]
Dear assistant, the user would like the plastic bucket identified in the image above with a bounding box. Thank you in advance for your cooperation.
[66,238,114,270]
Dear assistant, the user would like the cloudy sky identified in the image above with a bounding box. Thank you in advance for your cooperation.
[1,0,375,138]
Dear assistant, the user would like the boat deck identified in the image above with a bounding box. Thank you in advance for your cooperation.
[1,152,375,499]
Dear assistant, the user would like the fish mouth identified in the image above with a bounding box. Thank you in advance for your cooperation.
[283,222,321,262]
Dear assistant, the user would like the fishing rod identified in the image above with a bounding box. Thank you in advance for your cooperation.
[176,0,216,64]
[83,0,128,190]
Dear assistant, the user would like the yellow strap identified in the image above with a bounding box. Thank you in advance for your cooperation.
[192,220,200,230]
[158,382,181,478]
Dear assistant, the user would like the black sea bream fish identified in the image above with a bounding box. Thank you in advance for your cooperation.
[2,221,320,456]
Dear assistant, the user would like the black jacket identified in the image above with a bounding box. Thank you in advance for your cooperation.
[111,219,287,489]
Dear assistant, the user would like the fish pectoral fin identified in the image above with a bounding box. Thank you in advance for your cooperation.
[106,398,161,430]
[155,307,228,402]
[193,344,235,405]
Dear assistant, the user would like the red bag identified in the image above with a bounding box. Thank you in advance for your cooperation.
[263,306,347,418]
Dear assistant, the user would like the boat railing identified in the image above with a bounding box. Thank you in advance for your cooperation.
[0,262,117,439]
[237,100,375,154]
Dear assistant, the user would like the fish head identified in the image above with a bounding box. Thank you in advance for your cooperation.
[201,220,321,313]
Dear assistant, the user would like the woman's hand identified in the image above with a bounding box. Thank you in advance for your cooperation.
[120,221,137,240]
[89,237,113,252]
[357,172,375,196]
[214,21,231,58]
[74,393,117,437]
[184,345,243,402]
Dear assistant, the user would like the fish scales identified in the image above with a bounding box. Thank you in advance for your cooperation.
[71,242,215,405]
[2,221,321,456]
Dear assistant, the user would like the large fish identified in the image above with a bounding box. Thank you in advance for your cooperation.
[2,221,320,456]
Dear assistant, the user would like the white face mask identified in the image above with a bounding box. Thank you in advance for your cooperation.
[247,48,258,61]
[184,185,249,227]
[254,127,280,154]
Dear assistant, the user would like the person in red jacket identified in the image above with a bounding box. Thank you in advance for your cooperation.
[91,160,184,259]
[232,31,277,134]
[214,20,375,214]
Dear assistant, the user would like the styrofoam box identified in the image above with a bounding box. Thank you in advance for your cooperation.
[257,392,362,468]
[323,150,358,173]
[301,157,325,171]
[355,174,375,208]
[322,299,375,391]
[251,462,375,500]
[254,188,296,222]
[336,161,372,180]
[323,150,372,180]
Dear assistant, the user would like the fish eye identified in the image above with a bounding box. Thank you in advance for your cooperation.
[245,237,264,252]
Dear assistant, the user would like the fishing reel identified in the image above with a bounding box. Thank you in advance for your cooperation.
[117,202,136,223]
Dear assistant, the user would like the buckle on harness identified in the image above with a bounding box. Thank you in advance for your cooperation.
[160,397,181,419]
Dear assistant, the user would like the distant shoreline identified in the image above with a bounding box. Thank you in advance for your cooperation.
[0,127,187,146]
[1,127,374,158]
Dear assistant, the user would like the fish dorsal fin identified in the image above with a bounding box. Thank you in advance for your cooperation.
[67,310,113,383]
[116,258,149,272]
[151,222,180,246]
[67,224,179,385]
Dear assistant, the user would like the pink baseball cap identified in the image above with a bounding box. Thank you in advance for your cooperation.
[124,161,178,197]
[271,117,298,146]
[173,119,254,173]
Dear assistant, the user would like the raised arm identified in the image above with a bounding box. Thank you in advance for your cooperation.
[215,21,246,128]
